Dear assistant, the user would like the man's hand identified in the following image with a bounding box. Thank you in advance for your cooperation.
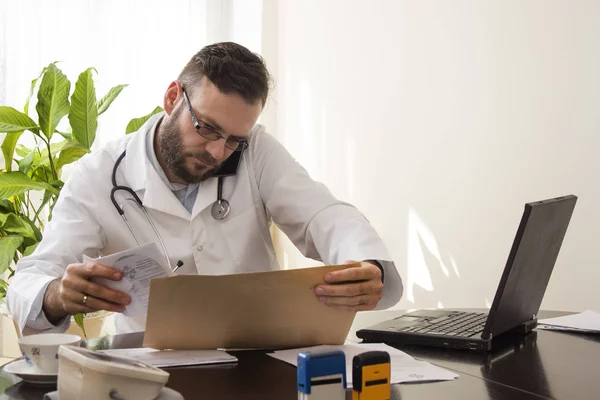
[43,262,131,323]
[314,261,383,312]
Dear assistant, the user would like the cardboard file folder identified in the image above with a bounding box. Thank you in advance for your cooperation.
[143,264,357,350]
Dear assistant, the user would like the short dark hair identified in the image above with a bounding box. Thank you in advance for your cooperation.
[178,42,272,107]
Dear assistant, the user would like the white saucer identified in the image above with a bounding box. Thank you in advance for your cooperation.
[2,359,57,386]
[43,387,184,400]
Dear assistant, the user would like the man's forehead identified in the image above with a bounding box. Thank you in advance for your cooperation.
[188,81,262,137]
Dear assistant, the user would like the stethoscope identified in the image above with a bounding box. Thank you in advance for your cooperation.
[110,149,231,272]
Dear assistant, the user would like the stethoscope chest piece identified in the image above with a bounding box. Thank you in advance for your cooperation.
[211,199,231,220]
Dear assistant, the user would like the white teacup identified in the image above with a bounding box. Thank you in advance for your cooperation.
[18,333,82,374]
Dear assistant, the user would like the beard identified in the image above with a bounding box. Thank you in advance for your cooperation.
[158,107,220,184]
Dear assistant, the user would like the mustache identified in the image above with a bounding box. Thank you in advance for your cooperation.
[188,151,219,167]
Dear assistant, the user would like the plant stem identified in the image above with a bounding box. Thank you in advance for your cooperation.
[25,192,31,218]
[32,203,45,228]
[48,196,57,221]
[26,195,43,226]
[43,139,58,181]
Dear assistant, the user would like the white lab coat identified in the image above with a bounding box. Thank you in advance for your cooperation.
[7,114,403,334]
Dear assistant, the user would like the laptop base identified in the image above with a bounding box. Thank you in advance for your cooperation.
[356,309,538,352]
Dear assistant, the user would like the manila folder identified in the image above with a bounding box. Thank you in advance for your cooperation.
[143,264,358,350]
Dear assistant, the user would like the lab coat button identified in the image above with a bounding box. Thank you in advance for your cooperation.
[196,245,203,251]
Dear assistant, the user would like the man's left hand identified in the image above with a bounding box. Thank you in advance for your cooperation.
[314,261,383,312]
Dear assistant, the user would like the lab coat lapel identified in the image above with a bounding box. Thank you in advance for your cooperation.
[124,113,190,220]
[124,113,161,192]
[143,170,190,220]
[191,177,218,219]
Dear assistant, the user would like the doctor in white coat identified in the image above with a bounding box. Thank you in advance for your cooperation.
[8,42,403,335]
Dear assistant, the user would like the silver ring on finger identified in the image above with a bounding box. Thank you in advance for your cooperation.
[82,294,88,305]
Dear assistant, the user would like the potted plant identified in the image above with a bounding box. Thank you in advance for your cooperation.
[0,62,129,342]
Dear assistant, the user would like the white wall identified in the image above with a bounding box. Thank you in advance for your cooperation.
[262,0,600,312]
[0,0,263,151]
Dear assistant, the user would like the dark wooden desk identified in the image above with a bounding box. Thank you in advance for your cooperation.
[1,310,598,399]
[349,309,600,400]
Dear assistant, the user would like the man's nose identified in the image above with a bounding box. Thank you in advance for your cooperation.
[205,138,227,161]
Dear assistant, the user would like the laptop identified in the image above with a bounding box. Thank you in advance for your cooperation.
[356,195,577,352]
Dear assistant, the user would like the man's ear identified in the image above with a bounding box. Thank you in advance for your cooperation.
[163,81,182,116]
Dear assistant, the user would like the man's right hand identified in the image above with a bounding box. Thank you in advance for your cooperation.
[42,262,132,323]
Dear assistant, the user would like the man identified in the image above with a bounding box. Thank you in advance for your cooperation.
[8,42,403,334]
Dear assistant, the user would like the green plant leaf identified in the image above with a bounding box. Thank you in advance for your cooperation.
[17,151,36,175]
[24,66,48,115]
[36,63,71,140]
[70,68,98,150]
[0,236,23,275]
[56,130,72,140]
[0,200,15,214]
[56,146,89,170]
[73,313,87,338]
[0,107,38,133]
[126,106,163,134]
[2,213,38,241]
[50,139,76,154]
[38,140,71,166]
[30,165,54,184]
[97,84,128,116]
[34,187,57,223]
[50,179,64,191]
[0,282,6,301]
[1,130,24,171]
[23,243,39,257]
[15,145,31,158]
[0,171,58,200]
[0,212,9,226]
[38,140,85,167]
[18,212,43,242]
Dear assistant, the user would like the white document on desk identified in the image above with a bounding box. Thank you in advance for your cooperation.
[100,348,237,368]
[83,242,171,317]
[538,310,600,333]
[269,343,458,386]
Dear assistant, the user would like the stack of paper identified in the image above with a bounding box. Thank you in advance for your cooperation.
[268,343,458,387]
[538,310,600,333]
[99,348,237,368]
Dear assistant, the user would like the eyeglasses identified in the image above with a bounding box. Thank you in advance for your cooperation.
[181,88,249,151]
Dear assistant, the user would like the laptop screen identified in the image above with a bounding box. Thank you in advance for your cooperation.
[482,195,577,339]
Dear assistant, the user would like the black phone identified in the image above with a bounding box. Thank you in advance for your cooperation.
[214,149,244,177]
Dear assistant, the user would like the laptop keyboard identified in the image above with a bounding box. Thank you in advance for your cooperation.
[397,312,488,338]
